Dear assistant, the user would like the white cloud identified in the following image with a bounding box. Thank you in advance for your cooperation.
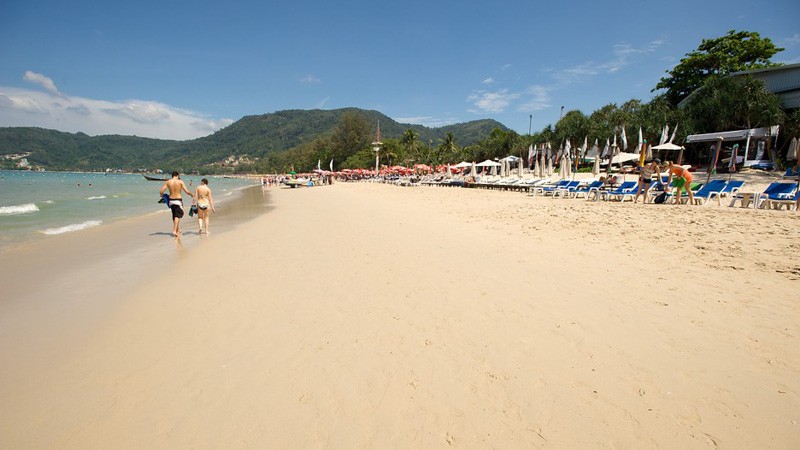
[517,85,551,112]
[552,38,666,84]
[482,77,495,85]
[0,78,233,140]
[393,116,459,128]
[23,71,60,95]
[782,33,800,46]
[300,74,321,84]
[468,89,519,114]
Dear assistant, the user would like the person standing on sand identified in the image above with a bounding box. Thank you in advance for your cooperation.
[194,178,215,234]
[634,159,662,203]
[665,161,694,205]
[160,171,194,237]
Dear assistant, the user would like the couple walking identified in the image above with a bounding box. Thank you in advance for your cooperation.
[160,172,216,237]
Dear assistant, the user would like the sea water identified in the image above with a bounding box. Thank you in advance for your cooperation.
[0,171,255,249]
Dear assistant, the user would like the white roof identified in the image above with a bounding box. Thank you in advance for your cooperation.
[684,126,780,143]
[476,159,502,167]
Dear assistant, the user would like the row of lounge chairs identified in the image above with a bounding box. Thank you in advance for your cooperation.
[383,174,798,211]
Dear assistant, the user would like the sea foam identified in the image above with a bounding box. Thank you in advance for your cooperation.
[86,195,107,200]
[40,220,102,235]
[0,203,39,215]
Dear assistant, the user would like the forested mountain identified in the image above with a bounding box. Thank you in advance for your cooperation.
[0,108,507,173]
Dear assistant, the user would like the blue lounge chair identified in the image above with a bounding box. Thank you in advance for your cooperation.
[768,190,800,210]
[758,182,798,209]
[572,180,604,199]
[691,179,728,205]
[530,179,569,197]
[603,181,638,201]
[782,167,799,180]
[552,180,581,198]
[719,180,744,198]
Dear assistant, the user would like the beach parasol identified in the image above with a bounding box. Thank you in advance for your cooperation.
[539,149,547,178]
[592,155,600,177]
[707,137,723,185]
[547,155,553,177]
[518,159,524,177]
[471,162,477,177]
[787,137,798,161]
[533,158,540,178]
[728,144,739,182]
[558,156,566,179]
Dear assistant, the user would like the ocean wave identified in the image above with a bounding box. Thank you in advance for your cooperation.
[40,220,102,235]
[0,203,39,215]
[42,200,54,204]
[86,195,107,200]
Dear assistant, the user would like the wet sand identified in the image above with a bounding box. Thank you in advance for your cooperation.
[1,181,798,448]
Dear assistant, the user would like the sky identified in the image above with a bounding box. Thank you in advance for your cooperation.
[1,0,799,141]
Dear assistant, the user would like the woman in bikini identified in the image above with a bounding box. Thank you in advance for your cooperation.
[665,161,693,205]
[634,158,662,203]
[194,178,215,234]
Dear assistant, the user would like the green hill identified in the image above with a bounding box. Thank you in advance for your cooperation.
[0,108,508,172]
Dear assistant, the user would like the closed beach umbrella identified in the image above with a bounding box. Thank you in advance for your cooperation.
[471,162,477,177]
[547,156,553,177]
[518,159,524,177]
[558,157,566,179]
[539,152,545,178]
[787,137,798,161]
[592,156,600,177]
[533,158,540,178]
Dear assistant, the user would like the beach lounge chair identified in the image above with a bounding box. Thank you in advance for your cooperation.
[767,190,800,210]
[530,179,569,197]
[758,182,798,209]
[781,167,799,180]
[552,180,581,198]
[572,180,604,199]
[719,180,744,199]
[690,179,728,205]
[602,181,638,201]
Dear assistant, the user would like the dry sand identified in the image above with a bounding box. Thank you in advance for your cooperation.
[1,179,799,448]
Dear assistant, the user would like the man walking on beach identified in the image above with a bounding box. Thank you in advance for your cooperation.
[160,171,194,237]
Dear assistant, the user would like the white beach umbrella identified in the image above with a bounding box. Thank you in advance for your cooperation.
[787,137,798,161]
[645,143,653,161]
[491,164,497,176]
[621,127,628,151]
[518,159,524,177]
[592,156,600,177]
[446,163,453,179]
[558,157,566,179]
[471,162,477,177]
[566,155,572,178]
[540,153,545,178]
[533,158,540,178]
[547,156,553,177]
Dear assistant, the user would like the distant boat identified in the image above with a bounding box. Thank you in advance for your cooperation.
[143,174,168,181]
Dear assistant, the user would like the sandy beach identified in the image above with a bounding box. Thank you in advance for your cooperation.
[1,179,799,448]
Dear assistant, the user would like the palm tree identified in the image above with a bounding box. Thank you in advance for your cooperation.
[401,129,420,164]
[437,132,459,164]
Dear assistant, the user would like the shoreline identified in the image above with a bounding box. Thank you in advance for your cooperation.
[2,182,798,448]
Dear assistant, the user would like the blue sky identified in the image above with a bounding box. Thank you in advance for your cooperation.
[1,0,798,140]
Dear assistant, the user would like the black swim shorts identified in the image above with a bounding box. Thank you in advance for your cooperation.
[170,203,184,219]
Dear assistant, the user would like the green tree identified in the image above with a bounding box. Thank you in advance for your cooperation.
[401,129,421,165]
[683,75,783,132]
[434,132,459,164]
[329,111,372,170]
[655,30,784,106]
